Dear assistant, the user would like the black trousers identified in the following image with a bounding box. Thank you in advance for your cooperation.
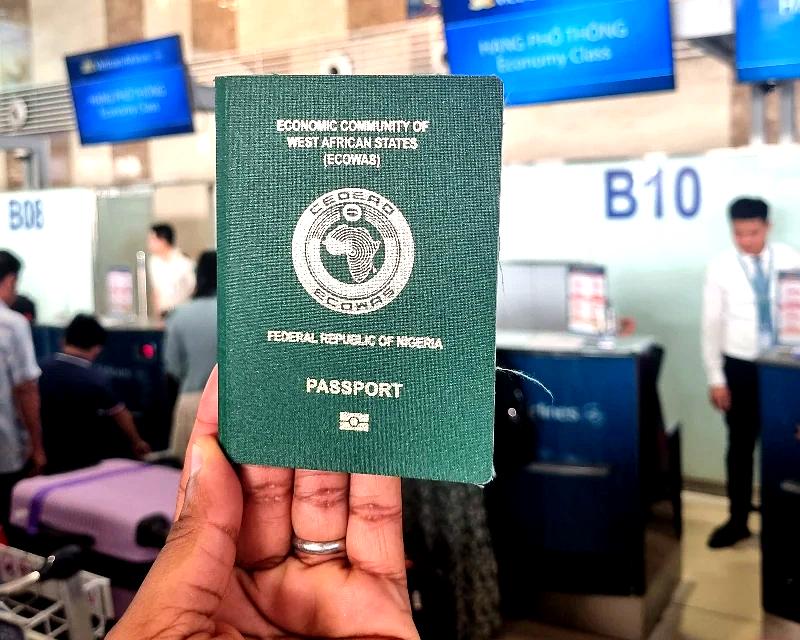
[0,465,28,530]
[723,356,761,527]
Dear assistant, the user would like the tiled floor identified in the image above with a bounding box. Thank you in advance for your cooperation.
[498,491,800,640]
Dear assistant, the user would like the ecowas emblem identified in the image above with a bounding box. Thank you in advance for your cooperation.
[292,188,415,315]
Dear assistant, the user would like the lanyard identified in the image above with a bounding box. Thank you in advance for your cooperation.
[736,247,773,299]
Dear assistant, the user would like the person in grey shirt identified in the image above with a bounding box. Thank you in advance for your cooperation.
[0,251,45,527]
[164,251,217,460]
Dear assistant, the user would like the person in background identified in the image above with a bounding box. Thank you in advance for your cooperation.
[702,197,800,549]
[38,314,151,474]
[10,294,36,324]
[0,251,45,528]
[147,223,195,319]
[164,250,217,460]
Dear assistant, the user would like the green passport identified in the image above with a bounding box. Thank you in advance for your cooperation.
[216,75,502,483]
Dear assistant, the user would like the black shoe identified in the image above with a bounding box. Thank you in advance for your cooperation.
[707,521,751,549]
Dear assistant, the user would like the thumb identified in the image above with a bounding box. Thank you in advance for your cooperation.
[110,436,243,639]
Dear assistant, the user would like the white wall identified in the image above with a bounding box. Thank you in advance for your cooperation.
[143,0,193,58]
[502,55,734,164]
[237,0,349,53]
[29,0,107,83]
[0,188,97,323]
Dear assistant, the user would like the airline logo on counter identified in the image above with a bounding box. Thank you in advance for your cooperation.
[291,188,415,315]
[534,402,606,427]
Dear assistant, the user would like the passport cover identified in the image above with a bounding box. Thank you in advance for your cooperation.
[216,75,502,483]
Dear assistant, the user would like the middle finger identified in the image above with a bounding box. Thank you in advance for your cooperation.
[291,469,349,565]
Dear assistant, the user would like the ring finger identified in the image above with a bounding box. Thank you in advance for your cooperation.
[291,469,349,565]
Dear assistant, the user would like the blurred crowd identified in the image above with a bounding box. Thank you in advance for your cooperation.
[0,224,217,529]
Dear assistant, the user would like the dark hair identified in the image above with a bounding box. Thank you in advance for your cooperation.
[729,198,769,222]
[195,251,217,298]
[65,314,107,350]
[150,224,175,246]
[0,250,22,281]
[11,295,36,322]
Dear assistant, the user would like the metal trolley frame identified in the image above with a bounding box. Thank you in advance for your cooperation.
[0,545,113,640]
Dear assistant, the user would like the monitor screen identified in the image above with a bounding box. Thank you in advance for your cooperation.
[65,35,194,144]
[567,264,608,336]
[736,0,800,82]
[441,0,675,106]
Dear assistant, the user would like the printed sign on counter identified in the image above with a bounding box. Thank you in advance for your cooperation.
[567,265,608,335]
[777,270,800,346]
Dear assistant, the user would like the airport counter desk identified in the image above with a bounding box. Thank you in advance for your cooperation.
[758,349,800,624]
[32,324,171,451]
[489,331,682,640]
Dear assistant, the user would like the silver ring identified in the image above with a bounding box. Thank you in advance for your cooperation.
[292,536,346,556]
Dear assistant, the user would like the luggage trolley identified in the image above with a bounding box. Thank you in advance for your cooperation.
[7,458,180,617]
[0,544,113,639]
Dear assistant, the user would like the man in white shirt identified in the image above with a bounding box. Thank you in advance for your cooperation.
[147,224,196,319]
[0,250,45,528]
[702,198,800,548]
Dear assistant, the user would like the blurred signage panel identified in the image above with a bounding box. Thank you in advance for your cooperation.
[567,264,608,336]
[0,189,97,323]
[777,270,800,346]
[65,35,193,144]
[736,0,800,82]
[106,267,135,318]
[441,0,675,105]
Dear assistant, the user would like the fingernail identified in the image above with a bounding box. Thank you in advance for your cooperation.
[190,443,203,479]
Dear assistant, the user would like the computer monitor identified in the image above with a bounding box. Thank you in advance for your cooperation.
[442,0,675,106]
[65,35,194,145]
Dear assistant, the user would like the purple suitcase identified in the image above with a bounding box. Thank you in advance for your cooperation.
[9,459,180,564]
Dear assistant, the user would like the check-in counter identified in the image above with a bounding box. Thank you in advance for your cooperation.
[32,324,171,450]
[488,331,681,640]
[758,349,800,624]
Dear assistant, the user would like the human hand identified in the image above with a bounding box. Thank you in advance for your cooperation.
[29,446,46,476]
[132,438,152,459]
[108,368,419,640]
[709,385,731,412]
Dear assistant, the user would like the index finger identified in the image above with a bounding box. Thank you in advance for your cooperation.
[346,474,405,582]
[174,367,219,519]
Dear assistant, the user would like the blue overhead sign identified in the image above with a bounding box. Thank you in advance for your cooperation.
[65,35,194,145]
[442,0,675,106]
[736,0,800,82]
